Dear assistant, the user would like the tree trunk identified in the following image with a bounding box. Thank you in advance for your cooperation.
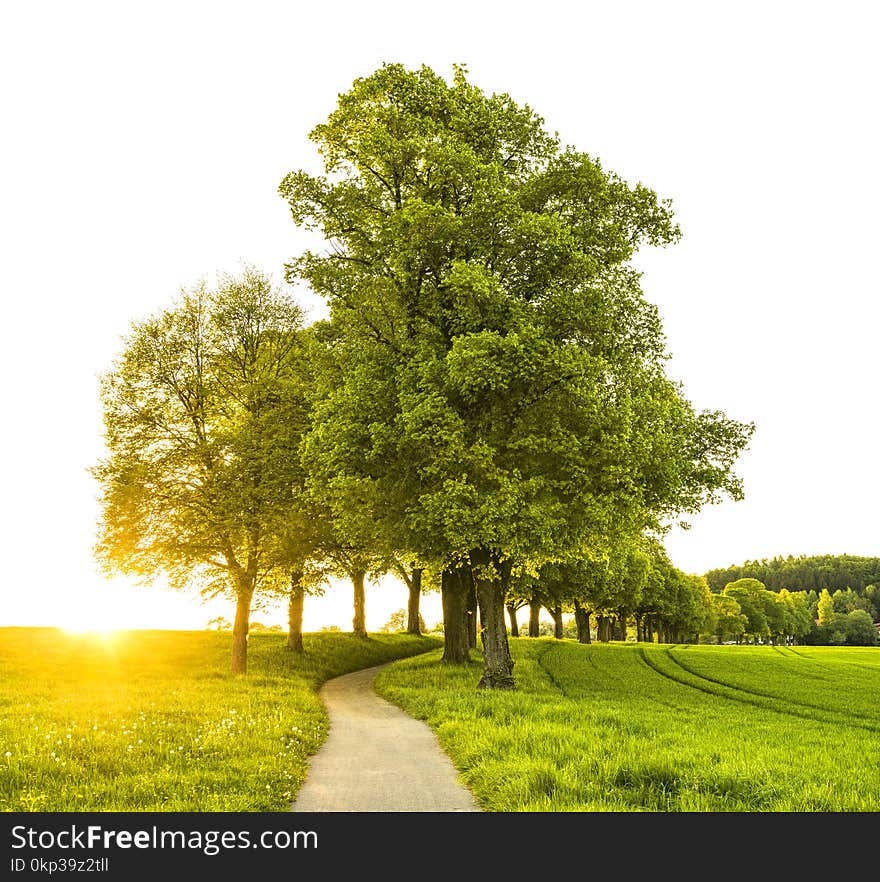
[549,604,564,639]
[407,568,423,635]
[352,569,367,638]
[528,597,541,637]
[507,603,520,637]
[617,610,628,641]
[287,572,305,653]
[465,567,478,649]
[574,601,591,644]
[441,567,470,663]
[232,589,253,675]
[471,549,515,689]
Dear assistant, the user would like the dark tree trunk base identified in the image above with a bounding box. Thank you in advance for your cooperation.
[574,601,591,644]
[507,603,520,637]
[406,568,423,635]
[466,568,478,649]
[287,575,305,653]
[528,598,541,637]
[472,549,515,690]
[232,590,253,675]
[477,668,516,690]
[352,569,367,638]
[550,604,564,639]
[441,567,470,663]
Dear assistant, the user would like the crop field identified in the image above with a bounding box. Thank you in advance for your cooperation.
[375,639,880,811]
[0,627,440,812]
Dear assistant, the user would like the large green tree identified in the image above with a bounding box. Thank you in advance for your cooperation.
[93,268,309,674]
[722,578,770,643]
[282,64,753,688]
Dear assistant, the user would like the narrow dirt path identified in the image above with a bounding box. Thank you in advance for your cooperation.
[290,663,481,812]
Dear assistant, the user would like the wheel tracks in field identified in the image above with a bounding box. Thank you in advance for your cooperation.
[784,646,880,675]
[637,647,880,733]
[535,642,569,696]
[785,645,868,671]
[664,650,879,724]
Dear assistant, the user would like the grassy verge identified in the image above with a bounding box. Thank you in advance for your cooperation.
[0,627,440,811]
[375,638,880,811]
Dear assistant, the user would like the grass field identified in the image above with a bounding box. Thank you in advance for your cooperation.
[5,629,878,813]
[375,639,880,811]
[0,627,440,811]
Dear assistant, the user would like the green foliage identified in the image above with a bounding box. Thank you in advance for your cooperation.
[0,627,440,811]
[705,554,880,595]
[93,267,309,600]
[723,579,770,639]
[841,610,878,646]
[810,609,878,647]
[711,594,747,642]
[817,588,836,625]
[92,268,321,672]
[283,61,753,585]
[376,640,880,811]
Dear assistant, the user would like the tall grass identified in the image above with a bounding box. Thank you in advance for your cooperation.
[375,639,880,811]
[0,627,440,811]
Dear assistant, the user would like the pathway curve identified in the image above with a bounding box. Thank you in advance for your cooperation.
[290,663,481,812]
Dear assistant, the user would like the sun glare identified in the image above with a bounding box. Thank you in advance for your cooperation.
[60,605,128,637]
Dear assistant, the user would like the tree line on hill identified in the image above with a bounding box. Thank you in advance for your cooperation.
[92,63,754,685]
[696,555,880,647]
[705,554,880,594]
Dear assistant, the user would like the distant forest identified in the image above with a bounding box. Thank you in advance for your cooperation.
[704,555,880,594]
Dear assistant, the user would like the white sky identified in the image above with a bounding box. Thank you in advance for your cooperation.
[1,1,877,632]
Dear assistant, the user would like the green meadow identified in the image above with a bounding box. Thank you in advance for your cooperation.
[376,639,880,811]
[4,629,878,812]
[0,627,439,811]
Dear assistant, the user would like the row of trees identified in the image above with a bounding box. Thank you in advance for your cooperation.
[703,556,880,646]
[497,575,876,647]
[810,587,878,646]
[94,64,754,686]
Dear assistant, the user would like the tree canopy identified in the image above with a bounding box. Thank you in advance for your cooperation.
[280,63,754,688]
[93,267,312,673]
[705,554,880,594]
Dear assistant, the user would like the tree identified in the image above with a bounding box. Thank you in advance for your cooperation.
[842,610,878,646]
[705,554,880,594]
[382,608,427,633]
[722,579,770,643]
[281,558,327,653]
[281,63,753,688]
[711,594,747,643]
[392,557,427,635]
[93,267,307,674]
[777,588,813,644]
[817,588,836,626]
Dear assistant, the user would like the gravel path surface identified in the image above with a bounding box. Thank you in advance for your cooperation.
[290,663,481,812]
